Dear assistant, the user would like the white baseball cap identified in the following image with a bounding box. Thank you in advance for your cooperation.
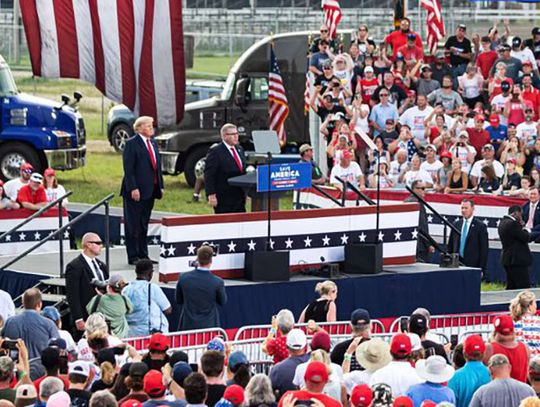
[286,329,307,350]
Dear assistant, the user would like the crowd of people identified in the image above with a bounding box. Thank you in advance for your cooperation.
[302,19,540,198]
[2,284,540,407]
[0,163,68,212]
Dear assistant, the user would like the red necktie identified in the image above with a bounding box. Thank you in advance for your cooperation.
[146,138,157,183]
[231,147,243,172]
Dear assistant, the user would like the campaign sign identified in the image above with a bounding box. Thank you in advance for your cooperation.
[257,162,312,192]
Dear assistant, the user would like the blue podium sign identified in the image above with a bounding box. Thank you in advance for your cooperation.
[257,162,312,192]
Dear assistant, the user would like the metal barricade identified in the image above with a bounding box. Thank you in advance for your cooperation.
[458,329,493,342]
[389,312,504,341]
[372,332,450,345]
[124,328,228,352]
[233,319,385,342]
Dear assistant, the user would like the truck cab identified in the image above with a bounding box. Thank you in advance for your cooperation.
[155,32,318,187]
[0,55,86,180]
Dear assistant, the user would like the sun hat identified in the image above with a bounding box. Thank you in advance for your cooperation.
[415,355,455,383]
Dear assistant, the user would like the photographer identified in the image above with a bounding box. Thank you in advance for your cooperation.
[175,245,227,331]
[86,275,133,339]
[0,339,31,402]
[123,259,172,337]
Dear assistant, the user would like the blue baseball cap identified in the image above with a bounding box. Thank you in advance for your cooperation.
[228,351,248,370]
[41,306,61,322]
[172,362,192,387]
[206,337,225,352]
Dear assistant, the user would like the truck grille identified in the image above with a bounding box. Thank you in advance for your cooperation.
[77,118,86,146]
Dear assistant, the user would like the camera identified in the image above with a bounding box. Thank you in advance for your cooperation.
[294,401,314,407]
[1,340,18,362]
[91,278,108,294]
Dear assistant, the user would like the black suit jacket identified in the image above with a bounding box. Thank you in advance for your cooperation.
[120,135,164,200]
[204,142,246,209]
[448,217,489,271]
[404,195,430,254]
[522,201,540,241]
[65,254,109,323]
[498,215,533,267]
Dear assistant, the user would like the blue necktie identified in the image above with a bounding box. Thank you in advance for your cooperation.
[459,219,469,258]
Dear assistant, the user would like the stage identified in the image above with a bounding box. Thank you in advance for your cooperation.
[0,247,482,329]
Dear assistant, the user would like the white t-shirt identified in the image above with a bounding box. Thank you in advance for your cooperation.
[399,105,434,142]
[3,178,26,201]
[512,48,538,69]
[516,121,538,143]
[420,160,443,180]
[403,168,433,187]
[330,161,363,188]
[389,160,408,185]
[0,290,15,324]
[369,361,424,397]
[343,370,373,395]
[45,185,68,204]
[354,105,371,136]
[449,144,477,173]
[490,94,509,126]
[470,159,505,179]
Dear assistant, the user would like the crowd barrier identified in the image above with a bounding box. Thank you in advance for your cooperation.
[124,327,228,351]
[458,329,493,342]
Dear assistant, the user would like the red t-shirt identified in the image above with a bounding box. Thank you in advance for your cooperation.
[523,88,540,121]
[360,77,379,104]
[466,128,490,158]
[428,127,441,143]
[477,51,498,79]
[491,341,529,383]
[384,30,423,60]
[17,184,47,204]
[396,44,424,61]
[278,390,341,407]
[489,77,514,101]
[266,335,288,364]
[507,101,527,126]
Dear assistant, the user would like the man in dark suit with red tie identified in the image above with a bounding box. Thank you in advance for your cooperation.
[65,232,109,337]
[204,123,247,213]
[121,116,164,265]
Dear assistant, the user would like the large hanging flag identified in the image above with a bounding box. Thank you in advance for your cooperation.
[269,46,289,145]
[420,0,445,54]
[19,0,185,127]
[321,0,342,39]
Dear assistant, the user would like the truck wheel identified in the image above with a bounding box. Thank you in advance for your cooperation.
[0,143,42,181]
[111,123,132,153]
[184,146,209,188]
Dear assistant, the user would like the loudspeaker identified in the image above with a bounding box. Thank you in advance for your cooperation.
[244,251,290,282]
[344,243,383,274]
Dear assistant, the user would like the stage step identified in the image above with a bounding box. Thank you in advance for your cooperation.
[41,293,66,304]
[41,278,66,287]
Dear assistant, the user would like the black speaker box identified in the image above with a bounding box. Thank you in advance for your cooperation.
[244,250,290,282]
[344,243,383,274]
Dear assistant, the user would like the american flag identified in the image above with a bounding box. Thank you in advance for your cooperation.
[322,0,342,39]
[20,0,185,127]
[420,0,445,54]
[304,71,311,115]
[269,47,290,145]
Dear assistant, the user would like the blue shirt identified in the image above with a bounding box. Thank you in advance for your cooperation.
[123,280,171,337]
[2,310,59,359]
[269,354,310,395]
[486,124,508,151]
[447,361,491,407]
[370,103,399,136]
[407,382,456,407]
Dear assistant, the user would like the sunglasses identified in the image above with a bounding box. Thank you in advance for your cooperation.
[320,29,328,33]
[359,28,367,31]
[22,169,32,174]
[89,241,103,245]
[380,94,389,97]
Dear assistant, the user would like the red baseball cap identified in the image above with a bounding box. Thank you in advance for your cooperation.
[44,168,56,177]
[394,396,414,407]
[223,384,244,405]
[440,150,452,159]
[475,114,485,122]
[143,370,166,397]
[310,331,331,353]
[464,334,486,356]
[342,150,354,160]
[148,333,170,352]
[20,163,33,172]
[304,361,329,384]
[120,400,143,407]
[489,114,500,126]
[390,333,412,356]
[350,384,372,407]
[494,315,514,335]
[524,60,533,67]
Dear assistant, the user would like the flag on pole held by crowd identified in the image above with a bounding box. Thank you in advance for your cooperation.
[19,0,185,127]
[268,46,289,145]
[304,71,311,115]
[321,0,342,39]
[420,0,445,54]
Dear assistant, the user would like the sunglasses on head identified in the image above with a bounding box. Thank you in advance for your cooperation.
[320,29,328,33]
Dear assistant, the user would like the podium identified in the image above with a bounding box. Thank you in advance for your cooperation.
[228,172,284,212]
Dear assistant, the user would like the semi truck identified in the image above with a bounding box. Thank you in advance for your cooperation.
[155,31,353,187]
[0,55,86,181]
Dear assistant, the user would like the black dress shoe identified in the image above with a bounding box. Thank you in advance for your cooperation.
[128,258,140,265]
[141,257,158,264]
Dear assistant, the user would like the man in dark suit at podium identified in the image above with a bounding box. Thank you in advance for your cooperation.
[120,116,164,265]
[498,205,533,289]
[204,123,246,213]
[448,198,488,274]
[522,188,540,241]
[65,232,109,337]
[175,245,227,330]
